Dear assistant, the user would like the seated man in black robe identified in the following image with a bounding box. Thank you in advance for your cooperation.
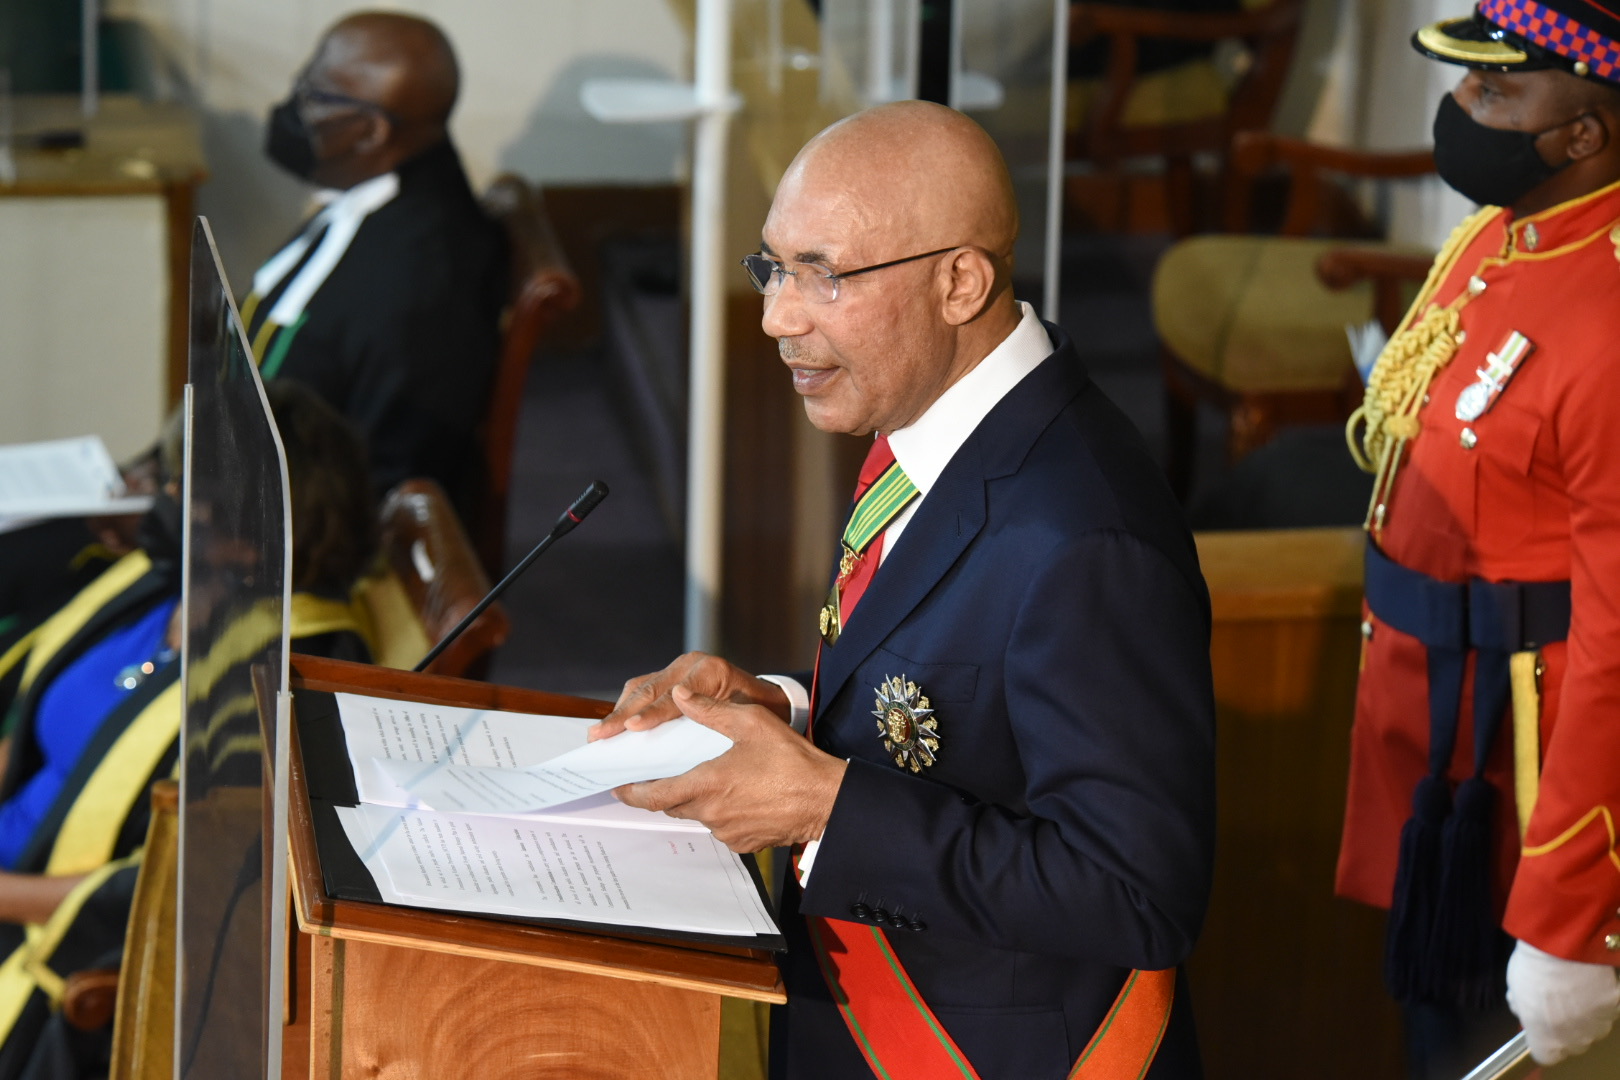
[249,11,507,520]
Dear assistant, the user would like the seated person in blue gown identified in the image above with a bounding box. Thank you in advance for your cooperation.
[0,380,378,1080]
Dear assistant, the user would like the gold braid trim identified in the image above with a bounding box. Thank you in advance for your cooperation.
[1345,207,1501,532]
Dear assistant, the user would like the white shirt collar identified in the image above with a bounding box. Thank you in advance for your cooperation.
[887,301,1052,497]
[250,171,400,322]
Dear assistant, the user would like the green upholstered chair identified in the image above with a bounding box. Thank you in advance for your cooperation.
[1152,131,1434,495]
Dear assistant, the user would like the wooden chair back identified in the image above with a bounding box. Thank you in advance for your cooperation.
[475,175,583,578]
[1067,0,1303,233]
[1226,130,1436,237]
[355,478,511,678]
[107,781,178,1080]
[1069,0,1303,164]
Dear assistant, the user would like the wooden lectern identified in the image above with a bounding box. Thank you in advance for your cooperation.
[280,655,786,1080]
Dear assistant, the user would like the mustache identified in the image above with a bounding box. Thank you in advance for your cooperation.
[778,339,818,363]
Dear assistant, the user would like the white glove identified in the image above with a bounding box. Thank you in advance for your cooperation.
[1506,940,1620,1065]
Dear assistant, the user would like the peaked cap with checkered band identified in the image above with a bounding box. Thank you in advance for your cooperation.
[1416,0,1620,85]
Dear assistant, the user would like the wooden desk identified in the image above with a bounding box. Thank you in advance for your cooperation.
[0,94,205,458]
[1188,527,1404,1079]
[283,656,784,1080]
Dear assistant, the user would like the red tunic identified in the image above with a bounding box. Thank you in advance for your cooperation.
[1337,178,1620,966]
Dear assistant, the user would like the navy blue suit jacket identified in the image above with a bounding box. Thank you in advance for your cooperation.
[770,327,1216,1080]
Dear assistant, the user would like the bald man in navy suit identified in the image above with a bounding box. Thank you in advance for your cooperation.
[592,102,1216,1080]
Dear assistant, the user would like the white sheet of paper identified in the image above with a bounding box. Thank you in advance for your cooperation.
[334,691,593,802]
[335,803,774,936]
[368,717,733,815]
[0,436,152,523]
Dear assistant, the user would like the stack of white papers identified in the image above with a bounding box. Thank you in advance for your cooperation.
[329,692,776,937]
[0,436,152,532]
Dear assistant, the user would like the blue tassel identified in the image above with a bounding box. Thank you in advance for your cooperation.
[1425,776,1510,1008]
[1385,774,1451,1004]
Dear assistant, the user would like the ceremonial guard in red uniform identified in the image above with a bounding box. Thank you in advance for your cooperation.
[1341,3,1620,1074]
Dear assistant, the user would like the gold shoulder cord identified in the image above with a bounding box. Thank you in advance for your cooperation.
[1346,207,1501,533]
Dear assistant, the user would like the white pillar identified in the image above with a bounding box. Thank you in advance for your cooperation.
[685,0,736,653]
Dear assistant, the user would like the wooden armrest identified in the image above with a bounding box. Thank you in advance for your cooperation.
[1316,247,1436,333]
[62,968,120,1032]
[1315,248,1434,291]
[483,174,583,314]
[1231,131,1434,182]
[1070,0,1299,45]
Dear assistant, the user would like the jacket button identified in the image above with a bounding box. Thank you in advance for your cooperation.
[1606,933,1620,951]
[871,908,890,924]
[850,904,870,920]
[908,919,927,932]
[889,913,908,930]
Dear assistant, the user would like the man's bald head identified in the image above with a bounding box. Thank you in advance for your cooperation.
[278,12,458,188]
[760,103,1027,436]
[314,12,459,128]
[782,101,1019,268]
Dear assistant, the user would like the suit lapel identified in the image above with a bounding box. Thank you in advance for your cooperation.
[813,326,1090,715]
[817,448,987,711]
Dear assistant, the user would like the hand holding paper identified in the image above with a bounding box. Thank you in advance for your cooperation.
[589,651,792,740]
[614,686,847,853]
[372,716,735,815]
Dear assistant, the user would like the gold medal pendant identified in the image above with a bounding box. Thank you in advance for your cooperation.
[838,541,859,583]
[819,585,841,646]
[872,675,939,772]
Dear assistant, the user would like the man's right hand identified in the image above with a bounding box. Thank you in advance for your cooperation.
[588,652,791,741]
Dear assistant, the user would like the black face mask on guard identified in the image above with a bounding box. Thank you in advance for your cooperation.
[1431,93,1583,208]
[265,97,317,180]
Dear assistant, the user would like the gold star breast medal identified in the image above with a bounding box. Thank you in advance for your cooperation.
[872,675,940,772]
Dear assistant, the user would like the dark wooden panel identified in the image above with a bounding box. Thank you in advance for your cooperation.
[537,184,682,351]
[1189,528,1403,1080]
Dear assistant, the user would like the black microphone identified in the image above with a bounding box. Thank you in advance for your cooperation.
[413,480,609,673]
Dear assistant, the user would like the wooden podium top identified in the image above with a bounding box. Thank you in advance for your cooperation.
[285,654,786,1004]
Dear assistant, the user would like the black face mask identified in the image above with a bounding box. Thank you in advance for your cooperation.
[1432,93,1581,208]
[136,490,184,569]
[265,96,317,180]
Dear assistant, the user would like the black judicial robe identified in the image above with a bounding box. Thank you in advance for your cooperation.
[247,140,508,518]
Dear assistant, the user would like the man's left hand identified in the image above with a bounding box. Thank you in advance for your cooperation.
[1507,940,1620,1064]
[613,685,847,852]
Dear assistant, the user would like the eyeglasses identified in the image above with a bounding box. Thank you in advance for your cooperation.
[740,246,961,304]
[293,78,397,124]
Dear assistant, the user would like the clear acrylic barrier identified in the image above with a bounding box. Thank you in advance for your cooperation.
[813,0,1063,314]
[177,219,292,1078]
[818,0,920,106]
[955,0,1062,315]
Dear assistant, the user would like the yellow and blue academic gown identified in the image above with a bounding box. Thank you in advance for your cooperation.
[0,552,370,1079]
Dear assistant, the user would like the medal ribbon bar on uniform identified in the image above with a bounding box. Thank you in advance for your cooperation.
[1455,330,1535,421]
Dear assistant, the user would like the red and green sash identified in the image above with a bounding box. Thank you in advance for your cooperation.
[808,914,1174,1080]
[806,436,1172,1077]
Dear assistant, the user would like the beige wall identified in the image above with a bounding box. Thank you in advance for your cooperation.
[0,195,168,459]
[1309,0,1472,250]
[110,0,691,286]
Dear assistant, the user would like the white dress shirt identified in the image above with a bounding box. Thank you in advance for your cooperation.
[770,301,1054,881]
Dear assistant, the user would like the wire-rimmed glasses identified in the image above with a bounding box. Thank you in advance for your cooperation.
[740,246,961,304]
